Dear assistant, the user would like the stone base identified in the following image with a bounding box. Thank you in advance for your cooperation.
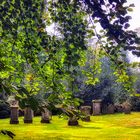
[41,119,50,123]
[24,120,33,123]
[10,120,19,124]
[82,116,90,122]
[68,120,79,126]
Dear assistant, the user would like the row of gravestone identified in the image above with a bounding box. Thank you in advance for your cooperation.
[101,102,132,114]
[10,106,51,124]
[9,99,131,124]
[9,100,100,124]
[80,100,132,122]
[88,99,131,115]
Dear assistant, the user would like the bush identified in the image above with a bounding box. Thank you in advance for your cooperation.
[130,96,140,111]
[0,100,10,119]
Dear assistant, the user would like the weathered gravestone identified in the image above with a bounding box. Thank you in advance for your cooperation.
[107,104,115,114]
[67,106,79,126]
[41,108,52,123]
[114,104,124,113]
[68,116,79,126]
[80,106,91,122]
[92,100,102,115]
[9,100,19,124]
[101,104,108,114]
[24,107,33,123]
[56,105,79,126]
[10,106,19,124]
[122,101,132,114]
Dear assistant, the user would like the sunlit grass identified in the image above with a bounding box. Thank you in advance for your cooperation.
[1,112,140,140]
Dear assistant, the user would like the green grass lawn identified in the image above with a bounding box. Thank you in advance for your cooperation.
[1,112,140,140]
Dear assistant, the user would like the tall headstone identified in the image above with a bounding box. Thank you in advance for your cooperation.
[80,106,91,122]
[10,106,19,124]
[24,107,33,123]
[92,100,102,115]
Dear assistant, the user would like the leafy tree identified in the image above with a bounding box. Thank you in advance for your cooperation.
[0,0,138,93]
[82,0,140,56]
[0,0,139,128]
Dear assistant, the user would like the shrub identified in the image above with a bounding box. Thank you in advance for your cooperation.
[0,100,10,119]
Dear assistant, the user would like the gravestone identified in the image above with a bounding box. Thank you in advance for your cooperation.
[101,104,108,114]
[24,107,33,123]
[107,104,114,114]
[114,104,124,113]
[68,117,79,126]
[92,100,102,115]
[67,106,79,126]
[10,106,19,124]
[122,102,132,114]
[41,108,51,123]
[80,106,91,122]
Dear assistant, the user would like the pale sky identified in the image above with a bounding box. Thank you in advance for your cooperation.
[46,1,140,62]
[126,0,140,62]
[127,0,140,30]
[47,1,140,32]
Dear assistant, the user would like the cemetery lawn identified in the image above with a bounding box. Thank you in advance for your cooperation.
[1,112,140,140]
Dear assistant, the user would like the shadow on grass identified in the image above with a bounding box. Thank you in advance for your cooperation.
[70,125,102,129]
[36,134,91,140]
[35,133,72,140]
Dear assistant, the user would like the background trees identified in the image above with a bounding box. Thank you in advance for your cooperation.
[0,0,140,116]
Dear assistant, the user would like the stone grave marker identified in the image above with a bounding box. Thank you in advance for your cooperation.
[92,100,102,115]
[80,106,91,122]
[41,108,51,123]
[24,107,33,123]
